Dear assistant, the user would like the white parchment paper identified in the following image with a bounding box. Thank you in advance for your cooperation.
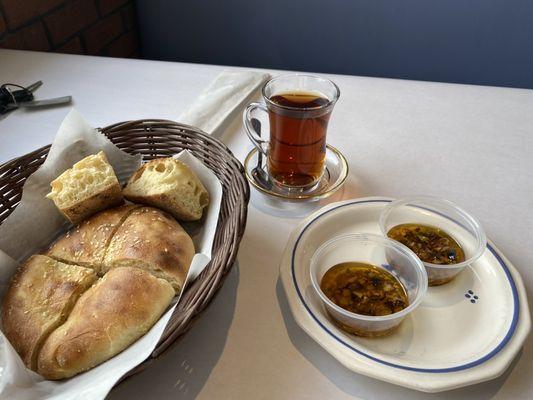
[0,109,222,400]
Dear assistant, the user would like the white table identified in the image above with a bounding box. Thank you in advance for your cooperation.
[1,49,532,400]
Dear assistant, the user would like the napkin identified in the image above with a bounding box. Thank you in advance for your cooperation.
[178,69,270,136]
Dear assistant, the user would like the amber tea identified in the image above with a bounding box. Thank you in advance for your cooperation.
[267,91,331,188]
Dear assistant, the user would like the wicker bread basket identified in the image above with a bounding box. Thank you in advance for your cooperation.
[0,119,250,380]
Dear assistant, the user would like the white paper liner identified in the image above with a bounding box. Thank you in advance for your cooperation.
[0,109,222,399]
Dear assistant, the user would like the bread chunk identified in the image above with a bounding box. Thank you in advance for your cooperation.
[47,204,140,274]
[37,267,174,380]
[1,255,96,370]
[103,207,194,292]
[123,158,209,221]
[46,151,124,224]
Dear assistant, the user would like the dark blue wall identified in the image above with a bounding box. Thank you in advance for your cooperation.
[136,0,533,89]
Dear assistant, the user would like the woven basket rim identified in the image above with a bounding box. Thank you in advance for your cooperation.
[0,119,250,385]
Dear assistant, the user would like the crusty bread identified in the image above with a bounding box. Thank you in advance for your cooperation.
[1,255,96,370]
[37,267,174,380]
[123,158,209,221]
[103,207,195,293]
[47,204,140,274]
[46,151,124,224]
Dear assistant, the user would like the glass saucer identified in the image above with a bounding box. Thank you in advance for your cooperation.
[244,144,349,202]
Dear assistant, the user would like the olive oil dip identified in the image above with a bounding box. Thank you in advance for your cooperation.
[320,262,408,318]
[387,223,465,265]
[387,223,465,285]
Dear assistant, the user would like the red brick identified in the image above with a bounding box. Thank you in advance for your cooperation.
[105,30,136,58]
[121,4,136,30]
[55,36,83,54]
[0,34,23,49]
[0,13,6,36]
[1,0,65,30]
[44,0,98,45]
[97,0,129,16]
[0,21,49,51]
[82,12,122,54]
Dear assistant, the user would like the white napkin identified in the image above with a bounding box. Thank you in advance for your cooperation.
[178,69,270,136]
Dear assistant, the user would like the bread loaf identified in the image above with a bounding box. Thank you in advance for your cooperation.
[103,207,195,292]
[3,156,206,379]
[1,255,96,370]
[47,204,140,273]
[37,267,174,380]
[123,158,209,221]
[46,151,124,224]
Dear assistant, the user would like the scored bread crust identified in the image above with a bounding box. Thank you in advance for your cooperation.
[123,158,209,221]
[4,198,197,378]
[103,207,195,293]
[37,267,174,380]
[46,204,141,274]
[1,255,97,370]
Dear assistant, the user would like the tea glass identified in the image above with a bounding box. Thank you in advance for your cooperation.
[243,74,340,190]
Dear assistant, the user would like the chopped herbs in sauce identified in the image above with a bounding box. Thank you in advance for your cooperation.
[320,262,408,316]
[387,223,465,265]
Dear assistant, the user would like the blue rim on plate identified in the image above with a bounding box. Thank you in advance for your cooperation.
[291,199,520,373]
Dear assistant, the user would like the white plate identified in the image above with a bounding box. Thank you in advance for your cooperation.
[279,197,531,393]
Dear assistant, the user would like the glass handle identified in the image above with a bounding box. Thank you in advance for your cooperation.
[243,102,268,156]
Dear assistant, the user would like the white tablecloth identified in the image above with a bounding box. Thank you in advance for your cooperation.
[0,49,532,400]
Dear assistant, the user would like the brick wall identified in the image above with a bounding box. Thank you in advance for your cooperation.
[0,0,140,58]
